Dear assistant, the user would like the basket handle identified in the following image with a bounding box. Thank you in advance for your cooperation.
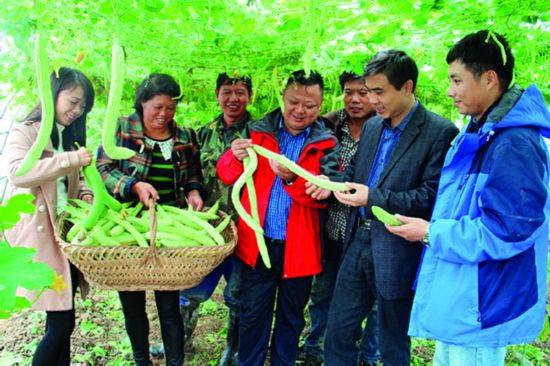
[141,198,160,266]
[148,198,158,251]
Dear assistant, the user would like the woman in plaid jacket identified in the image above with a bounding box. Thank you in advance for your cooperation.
[97,73,204,366]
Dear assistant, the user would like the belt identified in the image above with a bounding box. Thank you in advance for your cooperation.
[357,216,373,230]
[265,237,285,245]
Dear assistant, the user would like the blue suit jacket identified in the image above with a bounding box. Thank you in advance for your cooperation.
[341,103,459,299]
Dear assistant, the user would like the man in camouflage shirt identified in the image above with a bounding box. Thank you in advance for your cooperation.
[181,73,252,366]
[198,73,253,212]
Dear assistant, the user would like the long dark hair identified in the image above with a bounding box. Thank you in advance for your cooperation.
[25,67,95,151]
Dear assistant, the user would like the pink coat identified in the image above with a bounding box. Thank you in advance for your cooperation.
[4,121,91,311]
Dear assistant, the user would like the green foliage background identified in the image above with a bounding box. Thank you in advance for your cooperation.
[0,0,549,136]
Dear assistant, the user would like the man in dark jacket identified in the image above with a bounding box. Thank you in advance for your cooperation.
[325,50,459,365]
[218,70,340,366]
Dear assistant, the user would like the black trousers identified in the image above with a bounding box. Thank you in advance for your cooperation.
[324,227,413,366]
[118,290,184,366]
[32,264,79,366]
[238,238,313,366]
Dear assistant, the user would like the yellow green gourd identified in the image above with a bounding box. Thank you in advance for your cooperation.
[371,206,403,226]
[101,39,136,160]
[17,33,54,177]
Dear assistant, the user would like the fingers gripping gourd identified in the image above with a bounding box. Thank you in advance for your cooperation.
[101,39,135,160]
[252,145,350,191]
[17,33,54,176]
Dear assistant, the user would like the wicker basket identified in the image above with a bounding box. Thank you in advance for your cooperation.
[57,202,237,291]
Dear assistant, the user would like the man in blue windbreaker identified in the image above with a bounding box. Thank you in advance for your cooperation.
[387,30,550,365]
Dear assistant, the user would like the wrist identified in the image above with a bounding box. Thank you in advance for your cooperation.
[187,189,200,198]
[131,181,141,194]
[422,224,430,246]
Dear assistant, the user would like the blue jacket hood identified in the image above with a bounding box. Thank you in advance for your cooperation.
[484,84,550,138]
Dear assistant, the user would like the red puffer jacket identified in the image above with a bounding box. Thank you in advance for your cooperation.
[217,109,340,278]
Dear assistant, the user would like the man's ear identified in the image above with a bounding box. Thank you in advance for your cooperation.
[404,79,414,94]
[485,69,500,89]
[215,88,220,98]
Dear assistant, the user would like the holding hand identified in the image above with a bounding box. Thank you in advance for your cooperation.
[131,182,159,207]
[334,182,369,207]
[81,194,94,205]
[76,147,93,167]
[269,158,297,182]
[385,215,429,242]
[187,189,204,211]
[305,175,331,200]
[231,139,253,161]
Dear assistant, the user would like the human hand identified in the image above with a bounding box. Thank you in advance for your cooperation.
[231,139,253,161]
[268,158,297,182]
[81,194,93,205]
[385,215,429,242]
[76,147,93,167]
[305,175,331,200]
[131,182,159,207]
[187,189,204,211]
[333,182,368,207]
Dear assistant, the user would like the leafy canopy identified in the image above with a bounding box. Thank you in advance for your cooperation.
[0,0,548,133]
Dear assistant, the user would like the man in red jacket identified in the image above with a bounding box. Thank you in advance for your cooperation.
[217,70,340,366]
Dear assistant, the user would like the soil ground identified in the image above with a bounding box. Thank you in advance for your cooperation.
[0,285,229,366]
[1,281,549,365]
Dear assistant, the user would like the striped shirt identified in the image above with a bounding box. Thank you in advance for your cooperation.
[145,139,176,205]
[264,119,311,240]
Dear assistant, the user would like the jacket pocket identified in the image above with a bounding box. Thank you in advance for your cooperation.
[478,245,537,329]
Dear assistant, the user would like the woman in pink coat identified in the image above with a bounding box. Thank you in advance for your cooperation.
[5,67,95,366]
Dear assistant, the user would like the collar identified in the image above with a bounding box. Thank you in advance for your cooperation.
[56,122,66,133]
[383,100,419,131]
[216,111,251,132]
[468,95,504,133]
[278,116,312,138]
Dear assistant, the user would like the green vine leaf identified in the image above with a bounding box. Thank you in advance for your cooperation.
[0,193,35,230]
[0,194,55,318]
[7,193,36,214]
[0,246,55,314]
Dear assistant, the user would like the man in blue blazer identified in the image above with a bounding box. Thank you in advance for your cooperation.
[324,50,459,366]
